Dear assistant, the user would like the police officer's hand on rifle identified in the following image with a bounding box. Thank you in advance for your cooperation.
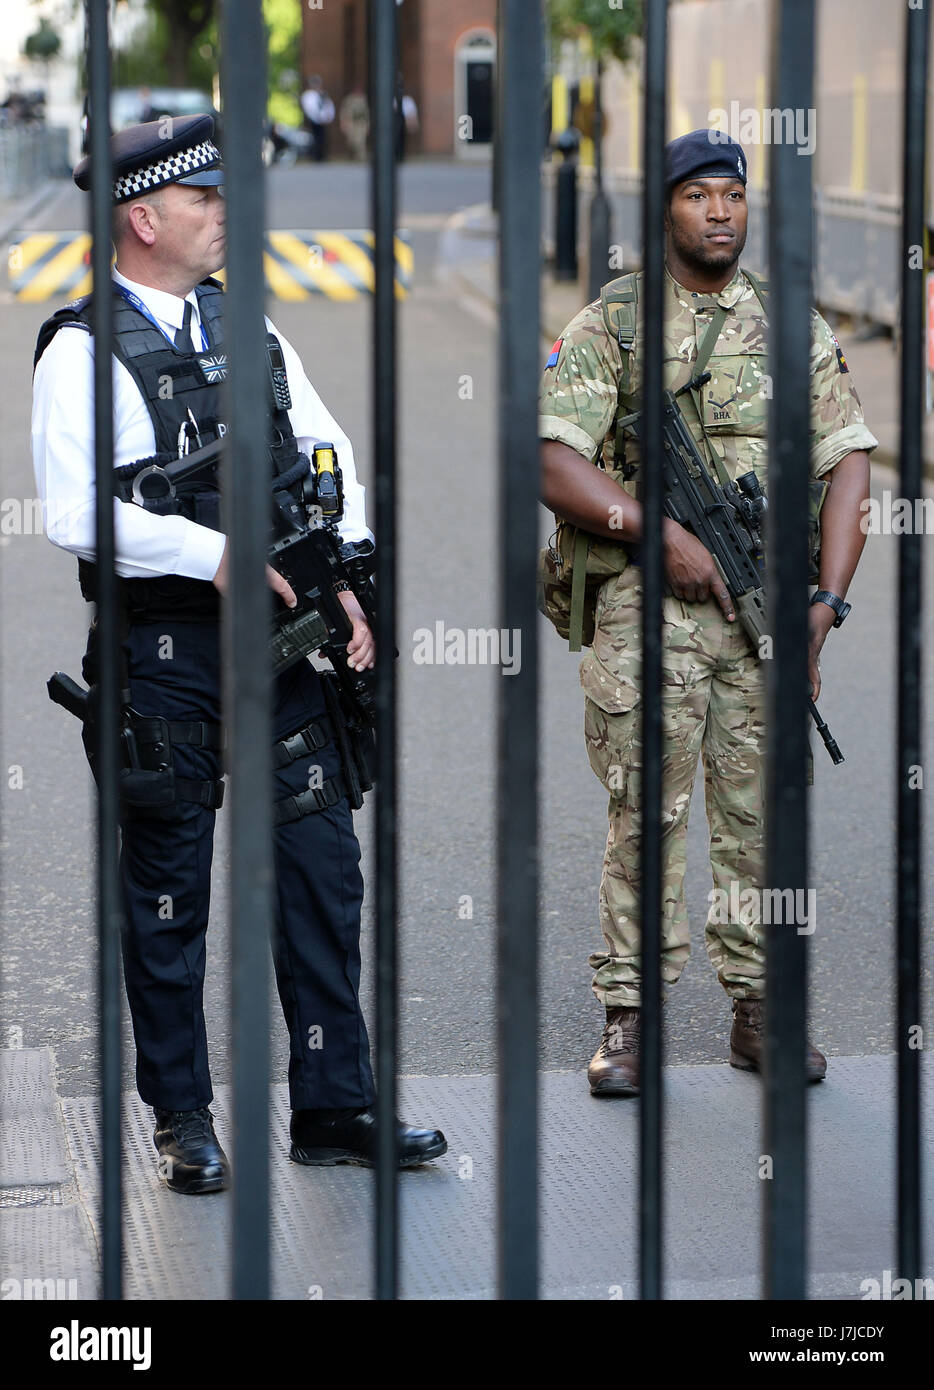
[211,538,297,608]
[211,541,375,671]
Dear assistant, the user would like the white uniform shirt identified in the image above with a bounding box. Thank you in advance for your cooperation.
[31,268,372,581]
[300,89,335,125]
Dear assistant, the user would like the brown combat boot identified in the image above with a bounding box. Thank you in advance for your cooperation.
[588,1006,642,1096]
[729,999,827,1083]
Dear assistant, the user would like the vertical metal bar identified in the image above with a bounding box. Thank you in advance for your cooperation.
[369,0,400,1301]
[639,0,667,1304]
[496,0,542,1301]
[764,0,815,1300]
[896,0,928,1286]
[219,0,271,1301]
[86,0,122,1302]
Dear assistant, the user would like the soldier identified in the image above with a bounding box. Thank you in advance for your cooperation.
[539,129,877,1095]
[32,116,445,1190]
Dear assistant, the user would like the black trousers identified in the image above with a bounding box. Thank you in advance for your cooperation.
[83,617,376,1114]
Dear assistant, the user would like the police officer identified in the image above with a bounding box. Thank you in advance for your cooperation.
[32,116,445,1190]
[539,130,878,1095]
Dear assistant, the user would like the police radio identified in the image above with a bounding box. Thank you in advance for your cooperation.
[266,332,292,412]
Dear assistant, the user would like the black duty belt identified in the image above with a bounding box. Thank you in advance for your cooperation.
[131,716,225,752]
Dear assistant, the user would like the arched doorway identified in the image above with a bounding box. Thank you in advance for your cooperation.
[454,30,495,158]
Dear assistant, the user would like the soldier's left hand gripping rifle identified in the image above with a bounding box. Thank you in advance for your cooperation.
[618,371,843,765]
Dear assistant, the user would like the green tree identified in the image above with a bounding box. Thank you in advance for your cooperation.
[149,0,216,88]
[23,17,62,64]
[548,0,643,299]
[112,0,300,122]
[265,0,302,127]
[548,0,642,65]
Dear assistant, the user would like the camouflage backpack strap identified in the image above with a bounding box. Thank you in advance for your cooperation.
[600,271,640,476]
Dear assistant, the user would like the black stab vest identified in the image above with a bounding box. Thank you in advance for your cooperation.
[35,279,298,623]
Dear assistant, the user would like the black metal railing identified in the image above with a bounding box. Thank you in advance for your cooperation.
[495,0,543,1300]
[896,0,928,1289]
[639,0,668,1304]
[219,0,273,1302]
[763,0,815,1299]
[79,0,924,1303]
[369,0,401,1301]
[86,0,122,1304]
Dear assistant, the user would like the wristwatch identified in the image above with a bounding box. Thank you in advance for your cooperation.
[810,589,851,627]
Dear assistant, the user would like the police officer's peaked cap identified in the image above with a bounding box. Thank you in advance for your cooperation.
[73,113,224,205]
[665,128,747,191]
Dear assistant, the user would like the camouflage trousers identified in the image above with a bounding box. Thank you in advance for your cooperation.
[581,568,772,1007]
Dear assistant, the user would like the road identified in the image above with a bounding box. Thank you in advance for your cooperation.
[1,157,932,1108]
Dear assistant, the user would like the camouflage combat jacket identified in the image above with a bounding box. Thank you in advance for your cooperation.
[540,262,877,499]
[538,263,879,650]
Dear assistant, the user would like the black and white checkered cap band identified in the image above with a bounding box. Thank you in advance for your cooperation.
[113,139,221,202]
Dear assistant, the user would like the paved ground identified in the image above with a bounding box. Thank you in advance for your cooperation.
[1,161,932,1299]
[3,1046,930,1301]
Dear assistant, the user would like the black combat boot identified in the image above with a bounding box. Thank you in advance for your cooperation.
[289,1107,447,1168]
[153,1107,230,1194]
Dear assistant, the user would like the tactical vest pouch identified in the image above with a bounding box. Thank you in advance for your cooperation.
[537,522,630,652]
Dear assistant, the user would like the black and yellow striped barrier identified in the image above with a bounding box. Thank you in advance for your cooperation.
[6,229,413,301]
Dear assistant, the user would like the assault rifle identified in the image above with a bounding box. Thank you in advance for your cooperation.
[619,372,843,765]
[110,432,377,727]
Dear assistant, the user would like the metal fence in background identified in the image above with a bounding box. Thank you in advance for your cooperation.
[0,125,70,200]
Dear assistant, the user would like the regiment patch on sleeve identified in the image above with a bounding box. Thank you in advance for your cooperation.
[545,338,563,369]
[832,336,849,373]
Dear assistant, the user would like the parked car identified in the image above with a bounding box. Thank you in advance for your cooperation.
[81,87,219,154]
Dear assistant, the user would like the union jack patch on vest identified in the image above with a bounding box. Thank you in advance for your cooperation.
[198,353,228,383]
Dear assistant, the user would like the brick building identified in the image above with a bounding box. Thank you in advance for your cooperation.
[301,0,496,157]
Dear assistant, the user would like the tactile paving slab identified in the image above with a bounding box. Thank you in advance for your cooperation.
[60,1057,932,1300]
[0,1049,69,1187]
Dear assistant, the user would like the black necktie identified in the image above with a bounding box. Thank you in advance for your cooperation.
[175,299,195,354]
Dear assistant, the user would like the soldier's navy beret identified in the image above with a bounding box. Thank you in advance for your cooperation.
[73,113,224,205]
[665,128,747,191]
